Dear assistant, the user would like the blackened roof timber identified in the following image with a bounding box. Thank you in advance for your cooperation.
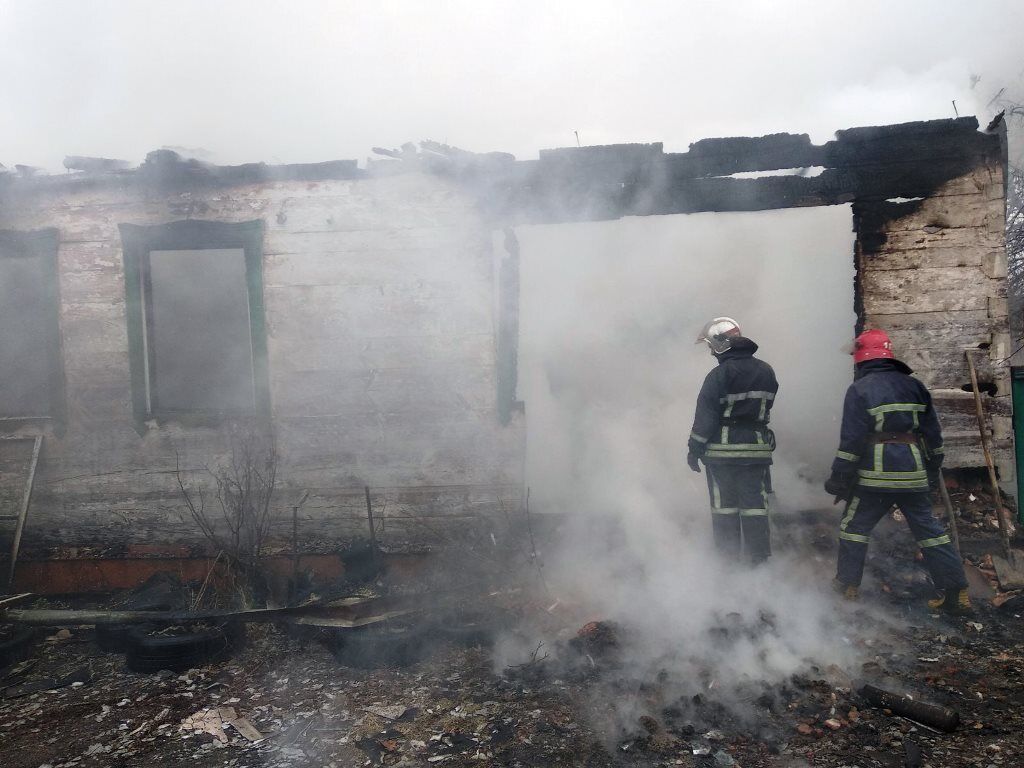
[0,117,1001,225]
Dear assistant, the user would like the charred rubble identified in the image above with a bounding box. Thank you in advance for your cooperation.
[0,117,1020,767]
[0,480,1023,767]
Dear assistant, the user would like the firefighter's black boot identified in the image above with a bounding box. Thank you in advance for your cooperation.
[832,578,859,601]
[927,588,972,615]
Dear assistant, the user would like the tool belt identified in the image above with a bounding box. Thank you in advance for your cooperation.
[868,431,920,446]
[719,417,767,428]
[719,418,775,450]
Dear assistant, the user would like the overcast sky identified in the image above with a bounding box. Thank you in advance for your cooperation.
[2,1,1023,171]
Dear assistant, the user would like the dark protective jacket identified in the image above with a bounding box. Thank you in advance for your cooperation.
[829,358,944,492]
[687,338,778,465]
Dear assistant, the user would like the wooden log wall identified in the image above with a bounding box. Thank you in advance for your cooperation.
[855,165,1012,472]
[0,115,1014,563]
[0,172,525,557]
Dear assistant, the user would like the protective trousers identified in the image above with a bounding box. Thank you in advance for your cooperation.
[705,464,771,562]
[837,490,967,589]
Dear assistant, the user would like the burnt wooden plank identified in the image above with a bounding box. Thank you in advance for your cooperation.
[678,133,823,175]
[862,266,1004,314]
[861,246,992,272]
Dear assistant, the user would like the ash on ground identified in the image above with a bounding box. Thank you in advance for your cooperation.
[3,498,1024,767]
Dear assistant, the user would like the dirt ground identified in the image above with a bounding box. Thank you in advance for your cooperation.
[2,487,1024,768]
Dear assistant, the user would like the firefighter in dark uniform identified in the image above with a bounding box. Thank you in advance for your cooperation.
[687,317,778,563]
[825,329,971,614]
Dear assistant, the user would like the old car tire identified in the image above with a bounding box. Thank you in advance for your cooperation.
[125,623,244,673]
[96,572,194,655]
[127,649,214,674]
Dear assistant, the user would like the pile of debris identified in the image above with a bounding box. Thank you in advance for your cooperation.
[2,582,1023,768]
[3,498,1024,766]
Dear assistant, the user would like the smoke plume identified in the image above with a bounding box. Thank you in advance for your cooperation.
[501,205,872,734]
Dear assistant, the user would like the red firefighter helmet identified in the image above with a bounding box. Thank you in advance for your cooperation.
[852,329,894,364]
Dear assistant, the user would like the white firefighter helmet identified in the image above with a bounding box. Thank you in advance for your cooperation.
[696,317,742,355]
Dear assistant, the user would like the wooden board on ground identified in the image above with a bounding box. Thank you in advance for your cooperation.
[993,555,1024,591]
[963,563,997,601]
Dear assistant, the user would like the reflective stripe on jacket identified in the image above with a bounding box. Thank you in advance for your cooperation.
[830,358,943,492]
[687,337,778,465]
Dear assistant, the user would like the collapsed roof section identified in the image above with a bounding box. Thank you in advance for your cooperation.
[0,116,1003,226]
[504,117,1003,223]
[0,115,1003,227]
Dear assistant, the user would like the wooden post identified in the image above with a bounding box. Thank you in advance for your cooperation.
[7,436,42,591]
[965,350,1012,559]
[364,486,379,566]
[290,491,309,604]
[292,505,298,584]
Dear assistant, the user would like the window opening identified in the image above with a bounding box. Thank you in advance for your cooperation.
[120,221,268,425]
[0,229,63,423]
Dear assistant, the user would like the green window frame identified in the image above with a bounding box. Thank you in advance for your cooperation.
[119,220,270,428]
[0,228,65,429]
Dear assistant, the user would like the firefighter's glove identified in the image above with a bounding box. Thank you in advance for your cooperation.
[687,453,702,473]
[824,475,852,502]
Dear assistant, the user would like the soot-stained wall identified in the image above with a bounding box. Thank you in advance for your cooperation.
[0,169,525,558]
[854,169,1010,473]
[0,114,1013,561]
[477,117,1013,481]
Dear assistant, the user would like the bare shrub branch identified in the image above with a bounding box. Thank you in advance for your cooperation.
[174,426,279,602]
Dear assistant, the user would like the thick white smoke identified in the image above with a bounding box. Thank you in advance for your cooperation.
[503,206,867,729]
[519,205,857,512]
[2,2,1023,170]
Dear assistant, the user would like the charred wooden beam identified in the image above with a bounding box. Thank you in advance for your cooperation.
[860,684,960,732]
[0,117,998,211]
[62,156,132,174]
[0,594,420,627]
[466,117,1001,225]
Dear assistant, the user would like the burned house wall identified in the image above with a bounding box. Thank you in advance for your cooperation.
[0,171,525,557]
[474,117,1015,486]
[855,167,1012,474]
[0,115,1013,567]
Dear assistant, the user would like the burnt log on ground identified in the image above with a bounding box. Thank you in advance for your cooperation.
[859,683,961,732]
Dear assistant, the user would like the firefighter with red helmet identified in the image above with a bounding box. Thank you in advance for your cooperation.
[687,317,778,563]
[825,329,971,613]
